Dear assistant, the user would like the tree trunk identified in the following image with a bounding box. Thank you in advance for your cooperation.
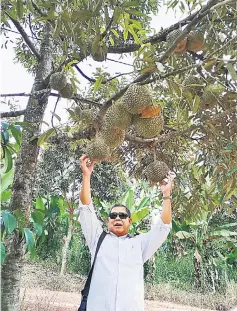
[60,219,73,275]
[1,23,53,311]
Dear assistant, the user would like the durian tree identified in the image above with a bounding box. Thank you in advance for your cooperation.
[1,0,237,309]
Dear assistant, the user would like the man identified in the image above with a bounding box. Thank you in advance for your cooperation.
[79,154,173,311]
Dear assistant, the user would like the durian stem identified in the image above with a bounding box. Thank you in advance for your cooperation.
[153,147,156,162]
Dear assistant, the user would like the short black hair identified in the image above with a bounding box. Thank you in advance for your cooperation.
[109,204,131,218]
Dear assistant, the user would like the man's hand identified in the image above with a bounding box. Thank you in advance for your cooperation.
[80,155,95,177]
[159,172,174,196]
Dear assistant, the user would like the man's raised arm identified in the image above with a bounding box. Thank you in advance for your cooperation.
[79,155,103,255]
[136,173,173,263]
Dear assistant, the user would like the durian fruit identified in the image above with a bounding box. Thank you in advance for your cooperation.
[91,36,108,62]
[200,90,217,109]
[85,138,110,161]
[143,160,170,183]
[183,76,203,95]
[100,125,125,148]
[133,115,164,138]
[122,84,153,115]
[59,83,74,99]
[166,29,187,54]
[104,100,132,130]
[74,107,96,125]
[187,31,204,52]
[50,72,67,91]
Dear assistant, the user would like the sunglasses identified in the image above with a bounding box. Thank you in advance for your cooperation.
[109,212,129,219]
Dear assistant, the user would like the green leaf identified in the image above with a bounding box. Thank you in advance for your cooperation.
[36,198,45,211]
[126,189,134,210]
[13,210,25,230]
[1,169,14,193]
[226,63,237,80]
[192,95,200,113]
[0,190,12,201]
[131,207,149,223]
[137,197,150,210]
[53,17,62,39]
[111,29,119,38]
[94,0,103,13]
[176,231,194,239]
[33,223,43,237]
[94,76,103,92]
[122,1,140,7]
[50,111,61,122]
[2,211,17,234]
[208,229,237,238]
[23,228,35,252]
[205,83,225,93]
[1,243,6,265]
[16,0,24,19]
[37,128,55,146]
[72,10,95,22]
[2,147,13,174]
[9,124,22,147]
[31,210,44,225]
[226,166,237,177]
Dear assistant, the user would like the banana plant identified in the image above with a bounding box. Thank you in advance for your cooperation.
[96,181,162,235]
[174,213,237,291]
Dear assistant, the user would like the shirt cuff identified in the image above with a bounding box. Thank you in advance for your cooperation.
[79,200,94,212]
[152,215,172,229]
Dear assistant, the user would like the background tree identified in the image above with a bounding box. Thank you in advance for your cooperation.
[1,0,237,310]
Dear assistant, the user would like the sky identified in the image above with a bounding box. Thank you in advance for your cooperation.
[0,5,182,131]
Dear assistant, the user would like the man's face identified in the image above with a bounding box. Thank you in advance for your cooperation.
[107,206,132,237]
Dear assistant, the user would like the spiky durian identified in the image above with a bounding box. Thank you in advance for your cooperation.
[91,36,108,62]
[59,83,74,99]
[104,101,132,130]
[100,125,125,148]
[50,72,67,91]
[187,31,204,52]
[122,84,153,115]
[143,160,169,183]
[85,138,110,161]
[133,115,164,138]
[166,29,187,54]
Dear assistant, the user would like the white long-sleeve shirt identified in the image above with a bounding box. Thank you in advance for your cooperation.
[79,202,171,311]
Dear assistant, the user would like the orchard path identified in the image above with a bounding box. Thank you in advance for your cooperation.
[20,288,215,311]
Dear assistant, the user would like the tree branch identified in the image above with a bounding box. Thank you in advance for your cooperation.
[1,27,41,40]
[4,12,40,60]
[101,7,114,40]
[107,0,218,54]
[0,91,102,107]
[0,110,26,118]
[74,64,134,84]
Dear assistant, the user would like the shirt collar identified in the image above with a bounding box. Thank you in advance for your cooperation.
[109,231,131,239]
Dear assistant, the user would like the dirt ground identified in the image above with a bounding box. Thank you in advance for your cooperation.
[20,288,215,311]
[20,262,217,311]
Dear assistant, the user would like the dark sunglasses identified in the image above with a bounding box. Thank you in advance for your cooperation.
[109,212,129,219]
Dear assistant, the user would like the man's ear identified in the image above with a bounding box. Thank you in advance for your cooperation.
[106,218,109,224]
[129,218,132,224]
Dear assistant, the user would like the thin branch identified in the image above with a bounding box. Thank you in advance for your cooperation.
[51,96,60,133]
[101,6,114,39]
[31,1,47,17]
[106,58,134,67]
[74,64,134,84]
[0,110,26,118]
[1,27,41,40]
[4,12,40,60]
[0,91,102,107]
[210,0,234,10]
